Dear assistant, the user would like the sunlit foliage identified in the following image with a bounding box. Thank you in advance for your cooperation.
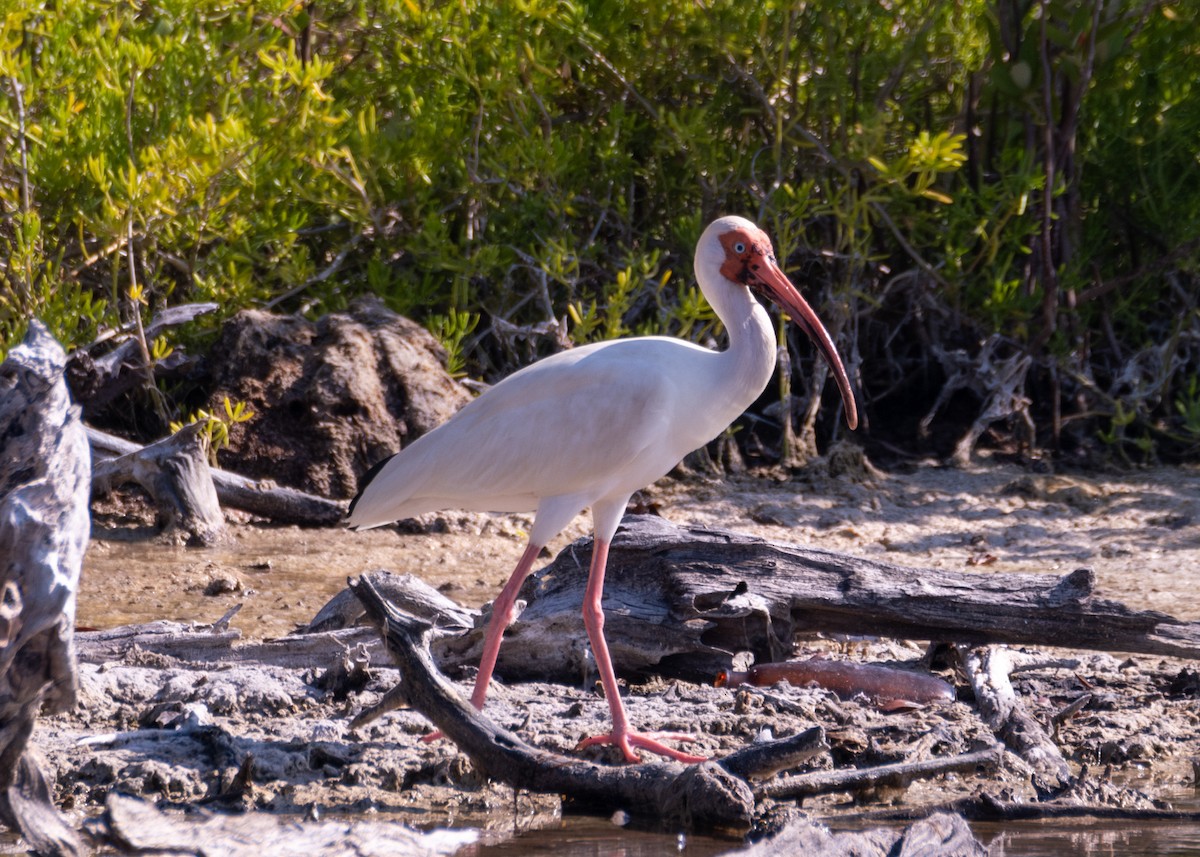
[1,1,1197,457]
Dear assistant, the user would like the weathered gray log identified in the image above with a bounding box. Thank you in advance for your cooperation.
[349,574,758,834]
[73,620,397,675]
[74,620,244,665]
[87,426,346,526]
[958,645,1072,787]
[72,571,475,671]
[440,516,1200,685]
[90,793,475,857]
[0,320,89,856]
[91,421,225,545]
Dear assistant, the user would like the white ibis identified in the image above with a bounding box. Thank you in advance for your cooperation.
[349,215,858,763]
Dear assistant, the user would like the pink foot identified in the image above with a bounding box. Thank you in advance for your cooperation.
[576,730,707,764]
[421,729,445,744]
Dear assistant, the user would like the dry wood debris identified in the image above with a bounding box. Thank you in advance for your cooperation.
[88,425,346,529]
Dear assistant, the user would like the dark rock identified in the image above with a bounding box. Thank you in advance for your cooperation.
[734,811,986,856]
[203,572,243,596]
[1169,667,1199,697]
[204,296,472,499]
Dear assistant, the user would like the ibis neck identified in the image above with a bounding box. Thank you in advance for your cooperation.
[713,285,778,407]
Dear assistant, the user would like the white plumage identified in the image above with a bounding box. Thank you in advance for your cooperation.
[350,215,857,762]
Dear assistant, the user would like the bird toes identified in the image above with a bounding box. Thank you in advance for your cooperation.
[576,730,706,764]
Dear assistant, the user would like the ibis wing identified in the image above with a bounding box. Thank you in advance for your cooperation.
[347,338,708,528]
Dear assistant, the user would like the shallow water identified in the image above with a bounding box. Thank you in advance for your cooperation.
[4,814,1200,857]
[462,811,1200,856]
[78,519,565,638]
[463,815,732,856]
[975,819,1200,856]
[444,783,1200,856]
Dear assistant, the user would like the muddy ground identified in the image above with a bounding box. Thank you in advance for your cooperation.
[32,458,1200,847]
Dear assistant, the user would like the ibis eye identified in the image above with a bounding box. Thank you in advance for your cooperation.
[734,242,746,254]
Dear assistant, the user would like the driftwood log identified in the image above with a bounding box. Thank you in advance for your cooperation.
[87,426,345,526]
[439,515,1200,685]
[0,321,89,856]
[349,574,1004,847]
[350,574,758,834]
[91,421,225,545]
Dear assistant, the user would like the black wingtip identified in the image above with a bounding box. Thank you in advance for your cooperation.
[347,453,397,521]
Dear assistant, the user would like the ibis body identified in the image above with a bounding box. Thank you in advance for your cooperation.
[350,216,857,762]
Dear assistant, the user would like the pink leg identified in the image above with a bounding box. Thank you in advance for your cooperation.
[467,541,542,708]
[574,538,706,764]
[423,541,541,742]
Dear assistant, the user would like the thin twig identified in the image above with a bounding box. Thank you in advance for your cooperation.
[757,744,1003,802]
[119,69,169,426]
[868,201,950,289]
[573,38,660,121]
[69,235,130,279]
[9,76,34,303]
[263,233,364,311]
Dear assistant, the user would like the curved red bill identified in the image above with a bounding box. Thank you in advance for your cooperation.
[749,257,859,431]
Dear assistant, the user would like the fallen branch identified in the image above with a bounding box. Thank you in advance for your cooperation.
[757,743,1004,802]
[65,303,218,413]
[718,726,828,782]
[73,571,484,671]
[349,573,758,833]
[73,620,395,673]
[837,793,1200,824]
[446,516,1200,687]
[75,620,244,665]
[87,426,346,526]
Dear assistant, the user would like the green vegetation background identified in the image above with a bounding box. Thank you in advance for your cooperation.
[1,1,1197,460]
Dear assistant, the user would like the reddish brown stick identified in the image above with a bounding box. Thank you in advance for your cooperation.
[717,659,955,705]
